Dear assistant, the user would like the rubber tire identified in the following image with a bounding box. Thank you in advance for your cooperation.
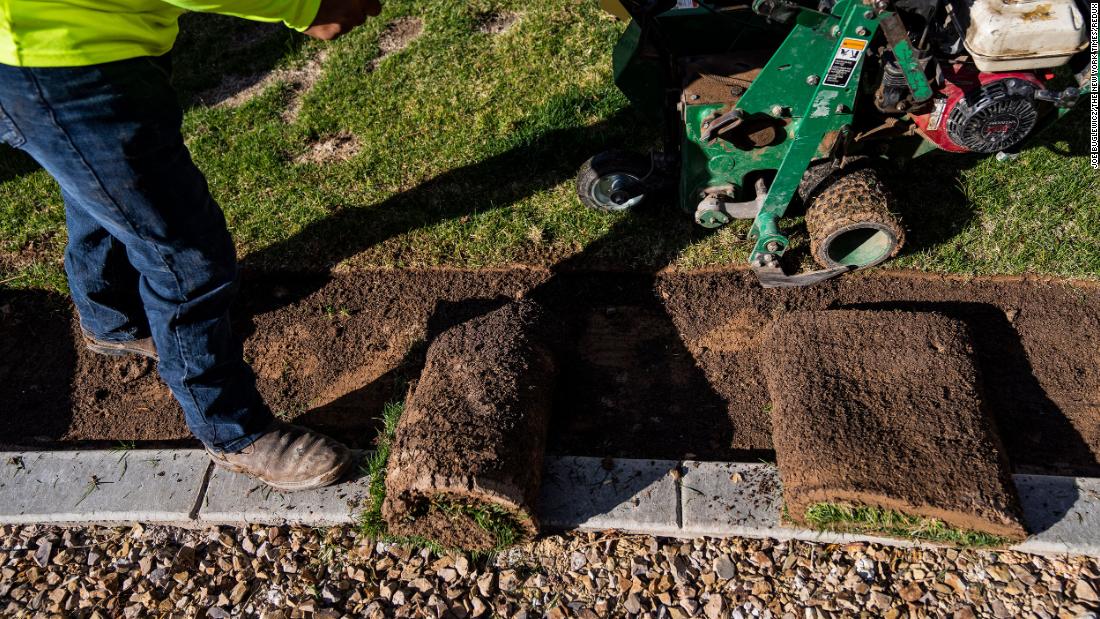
[796,158,845,209]
[795,156,876,211]
[576,150,651,213]
[805,167,905,270]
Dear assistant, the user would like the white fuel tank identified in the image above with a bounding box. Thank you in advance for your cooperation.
[955,0,1089,72]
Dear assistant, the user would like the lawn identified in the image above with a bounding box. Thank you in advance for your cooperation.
[1,0,1097,293]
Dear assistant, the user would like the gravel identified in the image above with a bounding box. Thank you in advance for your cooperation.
[1,524,1099,618]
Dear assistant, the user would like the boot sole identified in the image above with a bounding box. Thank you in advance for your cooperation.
[210,452,355,492]
[85,341,159,362]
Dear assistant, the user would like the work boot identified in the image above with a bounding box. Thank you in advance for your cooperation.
[206,421,353,491]
[82,329,158,361]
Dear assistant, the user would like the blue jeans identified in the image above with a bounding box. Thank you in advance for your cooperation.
[0,55,272,452]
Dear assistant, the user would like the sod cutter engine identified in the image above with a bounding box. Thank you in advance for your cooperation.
[578,0,1092,287]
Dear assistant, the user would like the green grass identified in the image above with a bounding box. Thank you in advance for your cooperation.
[359,400,404,541]
[803,502,1010,548]
[1,0,1096,293]
[432,498,525,551]
[358,399,522,556]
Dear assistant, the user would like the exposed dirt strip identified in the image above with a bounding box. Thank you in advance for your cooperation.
[1,268,1097,477]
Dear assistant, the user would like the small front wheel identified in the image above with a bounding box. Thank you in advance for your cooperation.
[576,150,651,213]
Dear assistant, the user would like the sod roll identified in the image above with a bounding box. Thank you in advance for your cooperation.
[762,310,1026,540]
[382,300,558,551]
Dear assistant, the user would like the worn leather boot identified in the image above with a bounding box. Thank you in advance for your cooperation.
[207,421,353,491]
[82,329,159,361]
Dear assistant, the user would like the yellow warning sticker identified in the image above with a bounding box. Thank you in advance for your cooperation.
[840,38,868,52]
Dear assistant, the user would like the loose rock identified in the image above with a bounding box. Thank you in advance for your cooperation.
[0,525,1096,618]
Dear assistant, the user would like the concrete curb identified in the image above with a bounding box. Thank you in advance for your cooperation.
[0,450,209,524]
[539,458,1100,557]
[2,451,1097,557]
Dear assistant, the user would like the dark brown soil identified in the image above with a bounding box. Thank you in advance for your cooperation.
[2,268,1097,479]
[0,290,174,445]
[761,310,1026,539]
[382,301,557,550]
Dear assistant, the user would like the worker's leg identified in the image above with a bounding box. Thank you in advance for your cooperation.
[60,187,150,342]
[0,56,271,452]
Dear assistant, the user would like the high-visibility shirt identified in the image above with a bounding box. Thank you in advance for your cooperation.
[0,0,321,67]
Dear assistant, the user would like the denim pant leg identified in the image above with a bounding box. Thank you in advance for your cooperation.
[0,57,272,452]
[61,187,149,341]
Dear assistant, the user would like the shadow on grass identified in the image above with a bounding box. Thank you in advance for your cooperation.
[237,102,657,310]
[886,150,983,257]
[171,13,310,109]
[0,145,41,185]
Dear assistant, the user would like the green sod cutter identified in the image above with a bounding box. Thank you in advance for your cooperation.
[579,0,1091,287]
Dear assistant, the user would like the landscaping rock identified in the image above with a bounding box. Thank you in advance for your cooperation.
[1,525,1097,618]
[762,310,1026,539]
[383,301,558,551]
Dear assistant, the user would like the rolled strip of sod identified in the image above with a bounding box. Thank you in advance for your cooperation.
[762,310,1027,541]
[382,300,558,552]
